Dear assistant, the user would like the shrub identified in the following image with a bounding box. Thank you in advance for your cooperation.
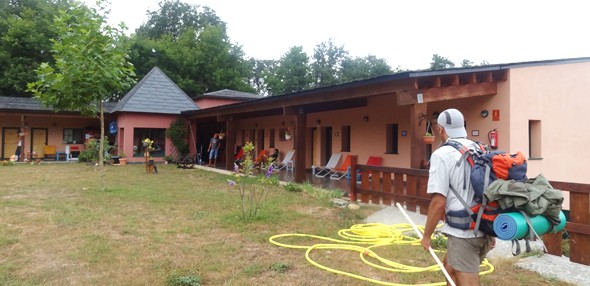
[78,137,111,163]
[227,142,278,223]
[167,118,189,159]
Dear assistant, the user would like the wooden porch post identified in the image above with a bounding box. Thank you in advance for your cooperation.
[349,155,358,202]
[410,104,428,169]
[294,110,307,183]
[225,118,236,171]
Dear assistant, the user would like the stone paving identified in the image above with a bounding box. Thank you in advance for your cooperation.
[365,205,590,286]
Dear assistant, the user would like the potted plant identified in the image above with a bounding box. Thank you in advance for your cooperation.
[423,121,435,144]
[119,152,127,166]
[164,155,174,164]
[218,132,225,140]
[423,132,435,144]
[284,129,292,141]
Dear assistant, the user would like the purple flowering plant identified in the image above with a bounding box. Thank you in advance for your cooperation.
[227,142,278,222]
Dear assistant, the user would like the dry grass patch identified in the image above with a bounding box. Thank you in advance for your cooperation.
[0,163,575,285]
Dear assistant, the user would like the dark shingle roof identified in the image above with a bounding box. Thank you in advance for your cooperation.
[201,89,262,100]
[0,96,125,114]
[0,96,52,111]
[112,67,199,114]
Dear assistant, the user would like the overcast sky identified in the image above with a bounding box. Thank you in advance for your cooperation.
[87,0,590,70]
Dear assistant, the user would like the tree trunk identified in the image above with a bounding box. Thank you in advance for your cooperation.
[99,101,106,190]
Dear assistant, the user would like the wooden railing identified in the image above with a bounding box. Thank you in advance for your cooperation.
[349,155,590,266]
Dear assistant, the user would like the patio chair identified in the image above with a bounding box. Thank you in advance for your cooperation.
[253,150,267,168]
[314,153,342,177]
[273,150,295,171]
[43,145,56,160]
[330,154,353,180]
[355,156,383,182]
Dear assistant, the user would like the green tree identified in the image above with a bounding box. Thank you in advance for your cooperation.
[340,55,393,82]
[461,59,474,67]
[135,0,224,40]
[267,46,311,95]
[130,0,252,96]
[311,39,348,88]
[27,1,135,188]
[0,0,68,97]
[430,54,455,70]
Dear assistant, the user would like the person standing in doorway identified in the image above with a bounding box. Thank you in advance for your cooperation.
[420,108,494,286]
[15,129,24,162]
[207,133,220,167]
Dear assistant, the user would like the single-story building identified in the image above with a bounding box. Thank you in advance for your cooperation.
[2,58,589,200]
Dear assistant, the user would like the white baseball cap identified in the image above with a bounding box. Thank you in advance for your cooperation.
[437,108,467,138]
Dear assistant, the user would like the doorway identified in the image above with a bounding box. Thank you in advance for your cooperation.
[31,128,48,159]
[2,127,19,160]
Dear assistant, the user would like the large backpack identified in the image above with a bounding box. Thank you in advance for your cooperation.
[443,140,528,236]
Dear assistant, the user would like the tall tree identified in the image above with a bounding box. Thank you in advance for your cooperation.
[430,54,455,70]
[0,0,69,97]
[130,0,252,96]
[267,46,311,95]
[135,0,224,40]
[339,55,393,82]
[27,0,135,188]
[461,59,474,67]
[311,39,348,88]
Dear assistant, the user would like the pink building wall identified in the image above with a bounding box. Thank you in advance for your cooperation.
[116,112,177,163]
[194,98,242,109]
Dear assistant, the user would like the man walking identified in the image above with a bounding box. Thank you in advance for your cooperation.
[421,108,494,286]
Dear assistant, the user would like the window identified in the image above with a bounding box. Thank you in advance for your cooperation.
[341,125,351,152]
[133,128,166,157]
[386,124,399,154]
[63,128,83,144]
[269,128,275,147]
[529,120,542,159]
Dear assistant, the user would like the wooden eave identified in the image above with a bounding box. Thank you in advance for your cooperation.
[397,70,508,105]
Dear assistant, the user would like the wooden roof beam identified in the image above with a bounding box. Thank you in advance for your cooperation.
[396,82,497,105]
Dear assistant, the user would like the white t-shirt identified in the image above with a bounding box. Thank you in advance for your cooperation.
[427,138,484,238]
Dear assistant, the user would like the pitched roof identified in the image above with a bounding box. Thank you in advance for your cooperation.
[0,96,52,112]
[201,89,262,100]
[112,67,199,114]
[0,96,118,114]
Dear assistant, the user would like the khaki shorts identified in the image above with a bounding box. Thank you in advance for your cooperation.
[447,235,493,273]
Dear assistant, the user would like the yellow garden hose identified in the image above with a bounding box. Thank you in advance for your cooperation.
[269,223,494,286]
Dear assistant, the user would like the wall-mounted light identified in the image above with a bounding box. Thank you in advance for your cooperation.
[481,110,489,118]
[363,116,369,122]
[316,119,321,126]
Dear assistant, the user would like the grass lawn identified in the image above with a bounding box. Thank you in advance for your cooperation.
[0,163,574,285]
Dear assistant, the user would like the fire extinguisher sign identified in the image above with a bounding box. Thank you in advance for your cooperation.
[492,109,500,121]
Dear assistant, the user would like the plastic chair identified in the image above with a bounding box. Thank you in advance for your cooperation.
[273,150,295,171]
[314,153,342,177]
[43,145,56,160]
[330,154,353,180]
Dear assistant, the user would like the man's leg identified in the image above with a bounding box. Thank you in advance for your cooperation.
[443,255,456,286]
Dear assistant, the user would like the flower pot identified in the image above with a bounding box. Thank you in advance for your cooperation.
[285,134,292,141]
[423,136,435,144]
[119,158,127,166]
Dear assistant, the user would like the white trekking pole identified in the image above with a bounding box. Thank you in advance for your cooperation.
[396,203,456,286]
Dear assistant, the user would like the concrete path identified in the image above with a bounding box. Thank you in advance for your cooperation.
[365,205,590,286]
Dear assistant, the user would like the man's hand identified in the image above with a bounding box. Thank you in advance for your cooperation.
[421,236,432,251]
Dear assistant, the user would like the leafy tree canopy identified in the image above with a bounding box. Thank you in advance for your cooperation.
[0,0,70,97]
[430,54,455,70]
[27,0,135,173]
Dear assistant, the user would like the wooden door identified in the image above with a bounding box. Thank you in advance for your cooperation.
[31,128,48,158]
[2,128,19,159]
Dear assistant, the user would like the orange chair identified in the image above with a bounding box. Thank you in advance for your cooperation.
[43,145,56,160]
[330,154,353,180]
[253,150,267,168]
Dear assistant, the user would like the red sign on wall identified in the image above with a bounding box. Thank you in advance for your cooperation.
[492,109,500,121]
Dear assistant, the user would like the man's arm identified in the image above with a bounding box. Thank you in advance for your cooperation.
[420,193,447,251]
